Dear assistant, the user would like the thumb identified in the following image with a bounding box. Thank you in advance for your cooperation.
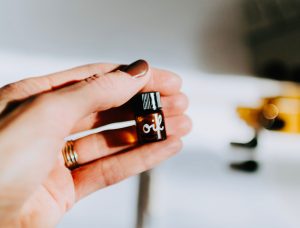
[34,59,150,132]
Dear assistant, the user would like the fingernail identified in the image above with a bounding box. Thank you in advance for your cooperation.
[121,59,149,78]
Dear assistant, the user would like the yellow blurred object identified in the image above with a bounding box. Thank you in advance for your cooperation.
[237,96,300,133]
[237,107,261,130]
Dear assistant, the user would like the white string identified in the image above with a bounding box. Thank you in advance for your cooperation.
[64,120,136,141]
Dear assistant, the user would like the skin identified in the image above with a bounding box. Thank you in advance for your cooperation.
[0,62,192,227]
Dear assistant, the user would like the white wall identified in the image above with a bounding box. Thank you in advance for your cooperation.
[0,0,251,74]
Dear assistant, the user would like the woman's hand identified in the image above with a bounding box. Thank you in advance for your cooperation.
[0,60,191,227]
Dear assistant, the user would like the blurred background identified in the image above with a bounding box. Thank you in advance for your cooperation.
[1,0,300,227]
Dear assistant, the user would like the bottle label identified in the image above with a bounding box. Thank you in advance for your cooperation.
[143,114,164,133]
[136,112,166,143]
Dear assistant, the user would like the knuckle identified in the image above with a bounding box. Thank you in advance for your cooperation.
[81,64,98,76]
[97,76,116,91]
[171,93,189,111]
[171,71,183,86]
[79,63,114,76]
[84,74,116,93]
[180,115,193,135]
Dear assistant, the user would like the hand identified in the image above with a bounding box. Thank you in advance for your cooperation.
[0,60,191,227]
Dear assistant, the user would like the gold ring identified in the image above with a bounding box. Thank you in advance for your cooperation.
[62,141,79,170]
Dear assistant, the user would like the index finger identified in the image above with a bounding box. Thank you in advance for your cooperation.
[0,63,118,113]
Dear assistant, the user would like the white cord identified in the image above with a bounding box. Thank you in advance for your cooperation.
[64,120,136,141]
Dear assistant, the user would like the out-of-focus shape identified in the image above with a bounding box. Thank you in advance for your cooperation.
[244,0,300,81]
[230,160,259,173]
[237,96,300,133]
[231,94,300,173]
[230,134,258,148]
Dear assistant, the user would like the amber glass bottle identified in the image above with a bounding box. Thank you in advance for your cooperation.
[133,92,167,144]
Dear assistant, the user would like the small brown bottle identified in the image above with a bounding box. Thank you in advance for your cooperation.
[133,92,167,144]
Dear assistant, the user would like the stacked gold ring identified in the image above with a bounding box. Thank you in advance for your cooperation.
[62,141,79,170]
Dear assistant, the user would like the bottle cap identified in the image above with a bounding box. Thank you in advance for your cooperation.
[133,92,162,113]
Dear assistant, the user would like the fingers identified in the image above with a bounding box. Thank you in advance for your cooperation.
[73,115,191,164]
[0,61,183,132]
[29,61,151,137]
[72,136,182,200]
[70,92,189,133]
